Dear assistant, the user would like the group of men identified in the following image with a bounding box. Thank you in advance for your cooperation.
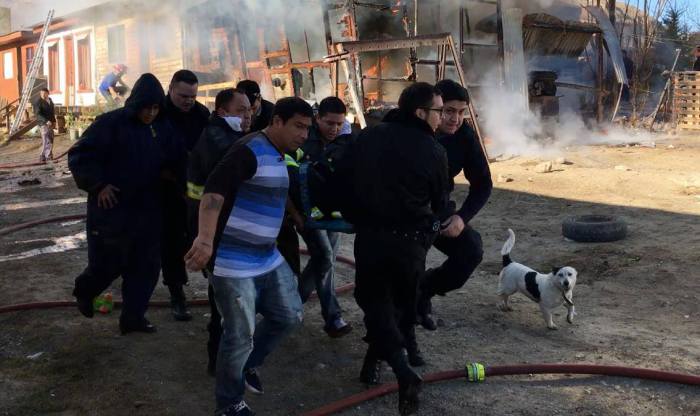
[67,68,491,415]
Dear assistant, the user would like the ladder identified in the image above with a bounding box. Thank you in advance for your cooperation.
[9,9,54,137]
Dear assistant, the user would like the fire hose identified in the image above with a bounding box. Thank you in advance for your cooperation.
[0,148,70,170]
[302,363,700,416]
[1,214,699,415]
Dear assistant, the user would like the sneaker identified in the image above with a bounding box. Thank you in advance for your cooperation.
[244,368,264,394]
[324,317,353,338]
[218,400,255,416]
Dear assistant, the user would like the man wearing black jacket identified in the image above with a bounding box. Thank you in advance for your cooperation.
[68,73,186,334]
[161,70,211,321]
[694,46,700,71]
[349,82,450,416]
[415,79,492,331]
[296,97,353,338]
[237,80,274,131]
[33,88,55,162]
[186,88,252,375]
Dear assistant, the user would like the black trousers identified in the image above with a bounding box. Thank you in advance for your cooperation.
[161,187,189,287]
[353,229,431,360]
[421,225,483,298]
[74,231,161,324]
[207,218,300,365]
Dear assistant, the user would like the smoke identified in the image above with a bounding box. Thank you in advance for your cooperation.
[480,76,655,158]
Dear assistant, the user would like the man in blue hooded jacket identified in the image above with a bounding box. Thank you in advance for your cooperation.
[68,73,186,334]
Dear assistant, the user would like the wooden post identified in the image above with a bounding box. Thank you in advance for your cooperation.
[496,0,504,84]
[596,0,604,123]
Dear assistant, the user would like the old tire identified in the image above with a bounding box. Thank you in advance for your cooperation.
[562,215,627,243]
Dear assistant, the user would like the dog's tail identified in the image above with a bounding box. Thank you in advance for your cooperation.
[501,228,516,267]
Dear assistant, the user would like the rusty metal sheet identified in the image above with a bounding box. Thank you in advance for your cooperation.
[585,6,628,86]
[337,33,453,53]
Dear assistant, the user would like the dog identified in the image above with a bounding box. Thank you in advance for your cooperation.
[497,229,577,330]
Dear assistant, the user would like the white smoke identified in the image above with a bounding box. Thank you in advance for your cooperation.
[480,74,655,157]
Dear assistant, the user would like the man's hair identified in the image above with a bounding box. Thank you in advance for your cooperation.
[170,69,199,85]
[398,82,441,115]
[317,96,347,117]
[273,97,314,124]
[236,79,262,105]
[215,88,246,111]
[40,87,49,93]
[435,79,469,104]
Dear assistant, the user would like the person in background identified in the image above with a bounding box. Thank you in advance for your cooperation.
[186,88,252,376]
[236,80,275,131]
[33,87,55,163]
[184,97,313,416]
[160,69,211,322]
[415,79,492,336]
[98,64,129,105]
[296,96,353,338]
[69,73,186,335]
[693,46,700,71]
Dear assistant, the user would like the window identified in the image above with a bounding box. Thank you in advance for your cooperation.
[77,35,91,90]
[107,25,125,63]
[25,47,34,76]
[198,28,211,65]
[152,19,172,59]
[48,43,59,91]
[3,52,13,79]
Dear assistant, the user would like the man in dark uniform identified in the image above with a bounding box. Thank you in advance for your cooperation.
[161,70,211,321]
[69,73,186,334]
[186,88,252,375]
[349,82,450,415]
[236,80,275,131]
[415,79,492,332]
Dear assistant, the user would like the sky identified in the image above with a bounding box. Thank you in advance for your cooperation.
[0,0,110,30]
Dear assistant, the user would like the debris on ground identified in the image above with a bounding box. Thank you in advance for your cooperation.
[535,161,553,173]
[18,178,41,186]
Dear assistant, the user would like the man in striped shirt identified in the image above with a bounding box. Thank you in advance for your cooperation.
[185,97,313,416]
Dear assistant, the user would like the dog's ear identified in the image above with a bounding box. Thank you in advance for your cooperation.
[551,266,562,275]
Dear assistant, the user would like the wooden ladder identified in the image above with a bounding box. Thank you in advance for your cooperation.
[9,9,54,139]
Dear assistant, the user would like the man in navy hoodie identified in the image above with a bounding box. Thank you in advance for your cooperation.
[69,73,186,334]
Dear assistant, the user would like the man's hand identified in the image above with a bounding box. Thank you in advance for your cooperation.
[46,121,53,128]
[184,236,214,272]
[97,184,120,209]
[290,211,305,232]
[440,214,465,238]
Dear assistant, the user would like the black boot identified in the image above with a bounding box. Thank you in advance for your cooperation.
[168,285,192,322]
[406,342,426,367]
[387,349,422,416]
[416,293,437,331]
[119,317,157,335]
[359,347,382,385]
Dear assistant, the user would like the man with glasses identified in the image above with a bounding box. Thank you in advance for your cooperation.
[415,79,492,333]
[348,82,450,415]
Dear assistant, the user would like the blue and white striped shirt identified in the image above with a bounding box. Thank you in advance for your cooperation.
[210,133,289,279]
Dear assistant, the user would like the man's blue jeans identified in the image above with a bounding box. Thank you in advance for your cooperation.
[299,229,341,329]
[210,262,303,410]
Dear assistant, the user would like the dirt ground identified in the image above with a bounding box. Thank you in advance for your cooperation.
[0,133,699,416]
